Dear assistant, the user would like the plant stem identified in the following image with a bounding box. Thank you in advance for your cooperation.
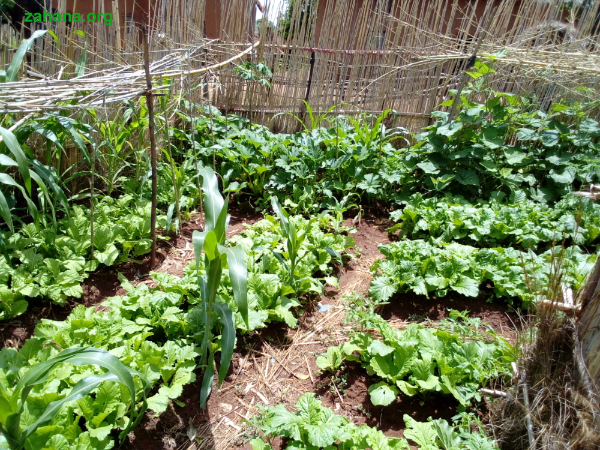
[162,82,181,234]
[187,54,203,221]
[142,22,158,269]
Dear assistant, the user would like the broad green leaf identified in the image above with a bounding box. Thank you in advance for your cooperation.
[203,231,218,260]
[432,418,461,450]
[451,276,479,297]
[199,167,224,232]
[368,382,398,406]
[316,347,344,371]
[368,276,397,302]
[94,244,119,266]
[219,244,249,329]
[436,122,463,137]
[0,127,32,195]
[368,340,394,357]
[481,127,503,149]
[516,128,537,140]
[417,162,440,174]
[456,169,479,186]
[403,414,437,449]
[549,167,576,184]
[214,301,235,385]
[7,30,47,82]
[541,130,559,147]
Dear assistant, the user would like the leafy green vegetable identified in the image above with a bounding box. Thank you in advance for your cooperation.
[0,347,149,450]
[390,193,600,250]
[0,195,166,319]
[249,393,499,450]
[317,310,515,407]
[370,240,596,306]
[250,393,408,450]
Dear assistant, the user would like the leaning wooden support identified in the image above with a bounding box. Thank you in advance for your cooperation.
[536,299,581,313]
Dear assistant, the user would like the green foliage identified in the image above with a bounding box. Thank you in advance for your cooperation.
[191,167,248,408]
[234,62,273,88]
[94,102,149,195]
[173,105,410,212]
[214,212,353,330]
[250,393,408,450]
[369,240,596,306]
[2,31,49,83]
[413,61,600,201]
[271,196,316,290]
[390,193,600,250]
[316,310,514,407]
[158,149,202,232]
[0,346,149,450]
[0,204,353,448]
[0,195,166,319]
[249,393,498,449]
[171,89,600,215]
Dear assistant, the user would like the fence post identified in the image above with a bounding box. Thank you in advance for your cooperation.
[142,22,158,269]
[301,50,316,129]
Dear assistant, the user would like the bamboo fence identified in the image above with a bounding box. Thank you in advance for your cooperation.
[1,0,600,131]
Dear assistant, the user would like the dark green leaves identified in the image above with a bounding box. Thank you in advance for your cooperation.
[456,169,479,186]
[481,127,504,149]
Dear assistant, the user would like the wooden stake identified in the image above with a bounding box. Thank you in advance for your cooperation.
[142,22,158,269]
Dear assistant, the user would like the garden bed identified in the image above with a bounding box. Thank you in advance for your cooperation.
[91,212,519,450]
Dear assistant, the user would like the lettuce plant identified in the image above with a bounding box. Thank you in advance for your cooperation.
[390,192,600,250]
[0,195,167,320]
[0,347,148,450]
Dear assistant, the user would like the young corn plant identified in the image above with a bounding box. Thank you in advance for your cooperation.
[192,167,249,408]
[271,196,315,292]
[0,347,149,450]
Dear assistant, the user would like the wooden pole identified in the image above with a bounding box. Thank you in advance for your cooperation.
[142,22,158,268]
[448,6,497,122]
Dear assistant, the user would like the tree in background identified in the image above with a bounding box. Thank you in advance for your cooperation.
[0,0,45,38]
[278,0,317,41]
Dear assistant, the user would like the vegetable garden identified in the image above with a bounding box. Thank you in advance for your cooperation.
[1,10,600,450]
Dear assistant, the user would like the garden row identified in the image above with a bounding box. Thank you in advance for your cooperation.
[0,57,599,449]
